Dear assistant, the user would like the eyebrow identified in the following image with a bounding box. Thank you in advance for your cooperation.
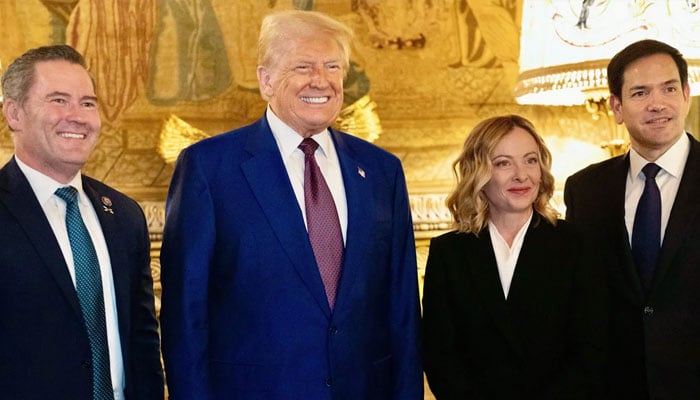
[492,151,538,159]
[628,79,681,91]
[45,91,98,102]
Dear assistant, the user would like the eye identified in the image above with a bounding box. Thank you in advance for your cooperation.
[295,65,310,72]
[631,90,646,98]
[526,156,539,165]
[665,86,678,93]
[494,159,510,167]
[51,98,68,104]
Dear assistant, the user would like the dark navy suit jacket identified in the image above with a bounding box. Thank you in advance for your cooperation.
[565,133,700,400]
[0,158,164,399]
[159,117,423,399]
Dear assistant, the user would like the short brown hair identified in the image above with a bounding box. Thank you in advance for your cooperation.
[2,44,89,106]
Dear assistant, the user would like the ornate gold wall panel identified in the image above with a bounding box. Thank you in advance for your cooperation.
[1,2,672,398]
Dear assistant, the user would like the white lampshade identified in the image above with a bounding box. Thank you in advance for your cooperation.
[515,0,700,105]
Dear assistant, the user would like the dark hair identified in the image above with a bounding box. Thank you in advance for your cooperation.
[1,45,88,106]
[607,39,688,100]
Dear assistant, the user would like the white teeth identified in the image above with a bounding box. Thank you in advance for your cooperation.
[301,96,328,104]
[60,132,85,139]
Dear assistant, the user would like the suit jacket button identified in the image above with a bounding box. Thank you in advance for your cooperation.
[329,326,338,335]
[81,361,91,369]
[325,378,332,387]
[643,306,654,315]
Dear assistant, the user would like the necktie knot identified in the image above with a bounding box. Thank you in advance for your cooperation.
[299,138,319,157]
[55,186,79,205]
[642,163,661,180]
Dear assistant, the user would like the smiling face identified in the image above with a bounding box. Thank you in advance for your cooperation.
[3,59,100,183]
[483,126,541,224]
[610,53,690,161]
[257,34,345,138]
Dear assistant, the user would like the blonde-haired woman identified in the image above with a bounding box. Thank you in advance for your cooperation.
[422,115,606,399]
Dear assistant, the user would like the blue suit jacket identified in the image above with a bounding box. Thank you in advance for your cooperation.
[160,117,423,399]
[0,158,164,399]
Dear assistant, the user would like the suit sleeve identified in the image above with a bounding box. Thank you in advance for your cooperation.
[388,161,424,399]
[564,175,578,223]
[160,148,216,399]
[128,205,166,399]
[422,238,487,400]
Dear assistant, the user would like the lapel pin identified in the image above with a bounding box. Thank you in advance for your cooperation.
[101,196,114,214]
[357,167,365,178]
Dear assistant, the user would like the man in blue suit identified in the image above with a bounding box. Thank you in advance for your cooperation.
[0,45,163,399]
[160,10,423,399]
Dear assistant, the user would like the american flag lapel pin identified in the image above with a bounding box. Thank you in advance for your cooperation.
[357,167,365,178]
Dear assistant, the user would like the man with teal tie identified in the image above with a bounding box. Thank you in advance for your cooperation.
[0,45,163,399]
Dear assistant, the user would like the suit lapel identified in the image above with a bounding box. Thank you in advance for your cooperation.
[606,155,646,302]
[467,230,523,357]
[0,158,83,318]
[328,130,370,313]
[241,120,332,317]
[82,179,131,337]
[653,135,700,294]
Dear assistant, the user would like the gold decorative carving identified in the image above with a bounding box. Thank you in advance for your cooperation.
[335,95,381,142]
[410,193,452,232]
[158,115,210,164]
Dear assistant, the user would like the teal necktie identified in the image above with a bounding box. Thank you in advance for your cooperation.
[55,186,113,400]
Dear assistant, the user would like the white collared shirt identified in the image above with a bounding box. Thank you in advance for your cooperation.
[488,212,533,299]
[625,134,690,246]
[266,106,348,243]
[15,157,125,400]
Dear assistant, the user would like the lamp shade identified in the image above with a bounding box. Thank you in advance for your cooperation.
[515,0,700,105]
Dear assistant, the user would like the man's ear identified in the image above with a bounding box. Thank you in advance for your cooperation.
[257,66,274,100]
[2,100,21,131]
[609,95,624,125]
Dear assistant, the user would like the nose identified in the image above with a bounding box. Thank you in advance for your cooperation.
[65,102,88,123]
[310,67,330,88]
[512,164,528,182]
[647,91,666,112]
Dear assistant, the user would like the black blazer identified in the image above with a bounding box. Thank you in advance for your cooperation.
[422,216,606,400]
[0,158,164,399]
[565,133,700,400]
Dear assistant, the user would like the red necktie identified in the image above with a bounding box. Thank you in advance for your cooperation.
[299,138,344,308]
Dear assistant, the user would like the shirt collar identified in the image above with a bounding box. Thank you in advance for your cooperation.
[266,105,334,160]
[15,156,87,205]
[629,133,690,180]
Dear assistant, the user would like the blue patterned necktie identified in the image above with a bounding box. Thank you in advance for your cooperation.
[631,163,662,292]
[299,138,344,308]
[55,186,113,400]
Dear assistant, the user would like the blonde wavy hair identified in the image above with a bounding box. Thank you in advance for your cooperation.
[446,115,558,234]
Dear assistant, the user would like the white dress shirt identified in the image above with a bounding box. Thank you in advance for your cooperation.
[625,134,690,246]
[16,157,125,400]
[266,106,348,243]
[489,212,533,299]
